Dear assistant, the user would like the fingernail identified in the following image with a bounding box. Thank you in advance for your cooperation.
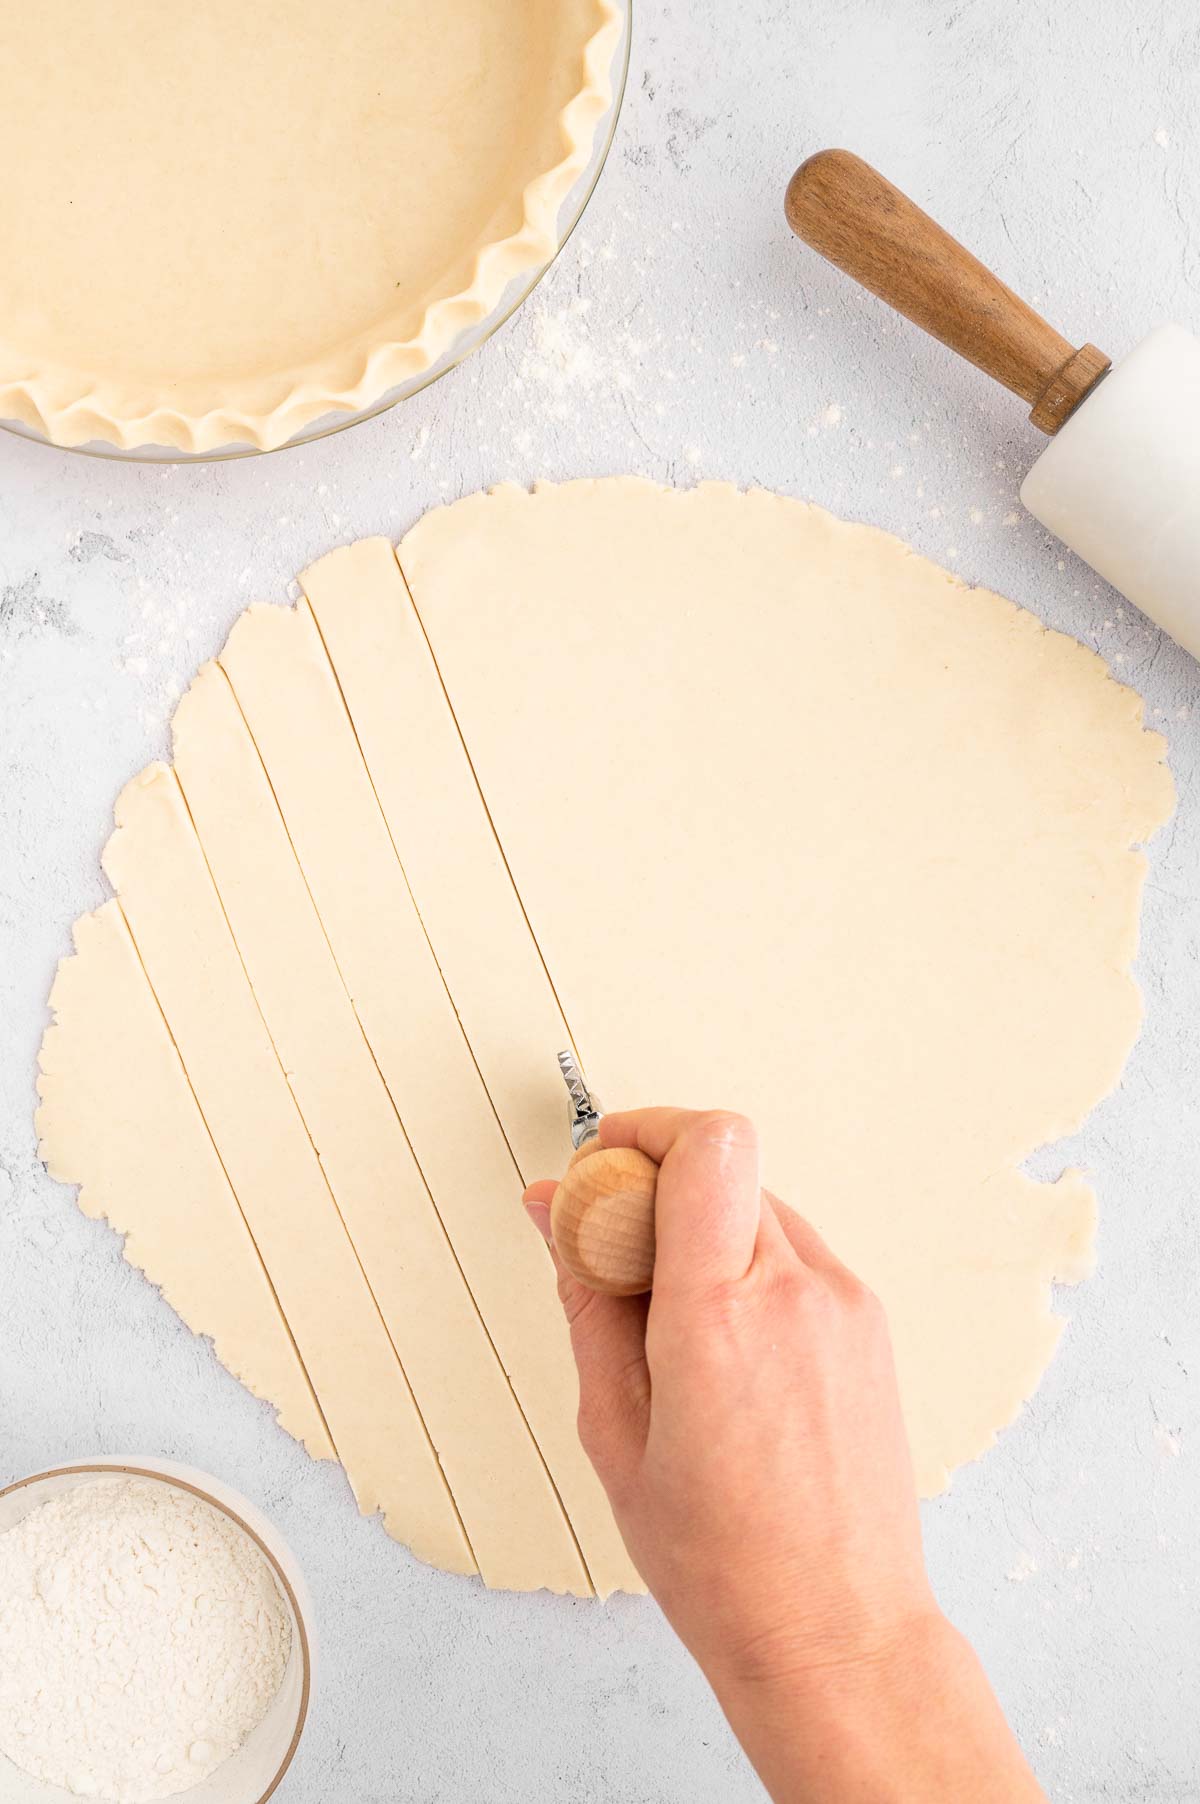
[524,1200,553,1245]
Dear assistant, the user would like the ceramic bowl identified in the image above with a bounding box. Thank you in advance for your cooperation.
[0,1456,313,1804]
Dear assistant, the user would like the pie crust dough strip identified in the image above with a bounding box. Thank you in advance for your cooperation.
[218,600,641,1598]
[35,900,333,1460]
[101,760,474,1573]
[397,478,1173,1496]
[301,537,572,1186]
[171,661,589,1594]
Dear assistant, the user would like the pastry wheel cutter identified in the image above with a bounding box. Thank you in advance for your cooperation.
[549,1051,659,1297]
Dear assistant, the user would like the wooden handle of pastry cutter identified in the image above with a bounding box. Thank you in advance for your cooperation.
[784,148,1110,434]
[550,1141,659,1296]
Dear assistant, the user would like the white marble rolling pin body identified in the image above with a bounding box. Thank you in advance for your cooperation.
[1020,324,1200,660]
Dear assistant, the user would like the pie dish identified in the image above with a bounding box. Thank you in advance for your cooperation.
[0,0,623,455]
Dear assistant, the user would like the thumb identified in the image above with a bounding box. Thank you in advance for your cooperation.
[524,1195,651,1482]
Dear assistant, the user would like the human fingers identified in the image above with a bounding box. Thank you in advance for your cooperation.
[602,1108,763,1294]
[524,1200,651,1476]
[533,1149,847,1292]
[763,1189,860,1285]
[600,1106,719,1165]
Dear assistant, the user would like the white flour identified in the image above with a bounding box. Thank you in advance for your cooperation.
[0,1477,291,1801]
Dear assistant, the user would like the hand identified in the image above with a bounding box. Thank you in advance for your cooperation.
[529,1107,927,1681]
[525,1108,1047,1803]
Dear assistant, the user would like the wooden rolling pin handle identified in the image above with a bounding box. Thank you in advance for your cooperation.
[550,1141,659,1297]
[784,149,1110,434]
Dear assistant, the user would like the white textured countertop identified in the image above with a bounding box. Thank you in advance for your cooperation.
[2,4,1198,1799]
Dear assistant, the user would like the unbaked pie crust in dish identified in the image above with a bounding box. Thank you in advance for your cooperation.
[36,481,1171,1593]
[0,0,622,454]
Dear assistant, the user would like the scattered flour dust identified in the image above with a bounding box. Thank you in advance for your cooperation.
[0,1477,290,1801]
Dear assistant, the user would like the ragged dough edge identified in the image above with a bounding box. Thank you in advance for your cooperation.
[398,477,1173,875]
[35,900,334,1461]
[35,479,1174,1553]
[289,550,638,1595]
[913,1169,1099,1498]
[212,603,637,1595]
[397,473,1173,888]
[99,760,485,1577]
[0,4,623,453]
[1040,1170,1101,1289]
[398,477,1175,1498]
[171,657,600,1594]
[33,588,640,1596]
[399,472,1144,732]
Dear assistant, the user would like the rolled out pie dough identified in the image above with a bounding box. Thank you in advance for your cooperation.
[37,480,1172,1592]
[0,0,619,451]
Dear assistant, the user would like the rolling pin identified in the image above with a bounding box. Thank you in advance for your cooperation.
[551,1051,658,1295]
[785,149,1200,661]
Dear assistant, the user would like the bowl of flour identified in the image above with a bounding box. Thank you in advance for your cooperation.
[0,1459,312,1803]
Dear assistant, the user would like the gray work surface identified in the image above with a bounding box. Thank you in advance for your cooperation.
[2,4,1197,1800]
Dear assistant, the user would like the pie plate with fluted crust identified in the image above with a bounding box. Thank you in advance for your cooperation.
[0,0,623,456]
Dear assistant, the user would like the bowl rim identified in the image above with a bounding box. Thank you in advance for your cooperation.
[0,1459,312,1804]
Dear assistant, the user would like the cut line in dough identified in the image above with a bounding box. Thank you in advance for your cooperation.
[37,480,1171,1590]
[216,596,633,1596]
[171,659,591,1594]
[394,479,1173,1494]
[36,901,334,1460]
[101,761,476,1573]
[300,538,577,1187]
